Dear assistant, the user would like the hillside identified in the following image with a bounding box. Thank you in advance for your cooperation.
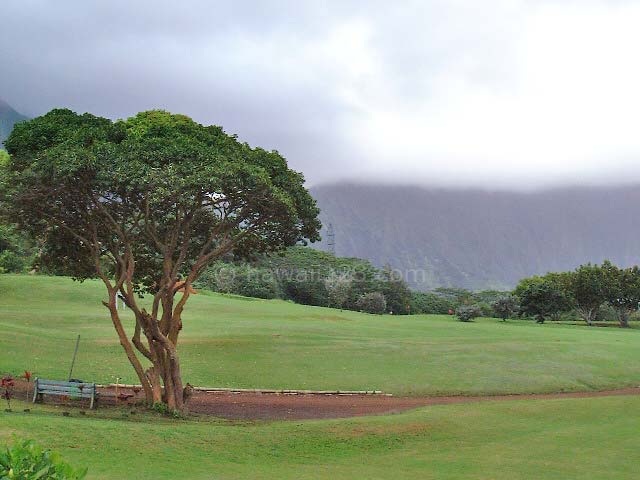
[0,98,29,147]
[311,183,640,290]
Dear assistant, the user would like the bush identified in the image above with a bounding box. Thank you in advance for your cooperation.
[232,266,280,299]
[491,294,518,321]
[0,439,87,479]
[477,302,493,317]
[456,304,482,322]
[410,292,456,315]
[356,292,387,314]
[0,250,26,273]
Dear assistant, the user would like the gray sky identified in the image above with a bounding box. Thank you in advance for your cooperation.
[2,0,639,189]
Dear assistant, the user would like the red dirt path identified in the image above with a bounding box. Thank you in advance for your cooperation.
[12,380,640,420]
[185,387,640,420]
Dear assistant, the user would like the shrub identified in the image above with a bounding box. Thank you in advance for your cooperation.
[0,439,87,479]
[410,292,456,314]
[477,302,493,317]
[491,295,519,321]
[0,250,26,273]
[356,292,387,314]
[456,304,482,322]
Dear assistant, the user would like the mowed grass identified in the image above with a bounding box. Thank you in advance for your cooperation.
[2,274,640,395]
[1,395,639,479]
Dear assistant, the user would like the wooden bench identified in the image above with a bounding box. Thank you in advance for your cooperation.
[32,378,97,409]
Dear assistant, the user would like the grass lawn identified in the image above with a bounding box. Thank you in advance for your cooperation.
[2,274,640,395]
[1,395,638,479]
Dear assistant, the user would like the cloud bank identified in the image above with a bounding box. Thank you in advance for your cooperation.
[1,0,639,189]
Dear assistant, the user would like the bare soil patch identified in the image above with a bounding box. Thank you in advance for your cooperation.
[11,379,639,420]
[184,387,640,420]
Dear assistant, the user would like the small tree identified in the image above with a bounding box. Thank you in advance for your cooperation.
[491,295,518,321]
[456,304,482,322]
[604,262,640,328]
[356,292,387,314]
[379,265,412,314]
[1,376,14,410]
[569,263,611,326]
[515,276,571,323]
[2,109,321,411]
[324,273,352,310]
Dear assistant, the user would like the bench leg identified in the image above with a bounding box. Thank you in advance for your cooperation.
[32,380,39,404]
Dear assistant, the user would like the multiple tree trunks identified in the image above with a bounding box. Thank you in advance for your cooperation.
[105,285,187,411]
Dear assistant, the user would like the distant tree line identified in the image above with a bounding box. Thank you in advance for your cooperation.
[513,261,640,327]
[195,246,412,315]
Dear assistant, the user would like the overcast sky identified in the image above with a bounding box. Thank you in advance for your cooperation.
[1,0,639,189]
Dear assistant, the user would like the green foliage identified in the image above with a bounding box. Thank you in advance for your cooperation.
[491,295,518,321]
[513,261,640,326]
[0,225,35,273]
[456,304,482,322]
[569,263,611,324]
[476,302,493,317]
[324,273,352,309]
[2,109,321,291]
[196,262,280,299]
[0,439,86,479]
[409,291,455,314]
[602,262,640,327]
[356,292,387,314]
[379,266,412,315]
[197,246,412,314]
[433,287,476,305]
[514,275,573,323]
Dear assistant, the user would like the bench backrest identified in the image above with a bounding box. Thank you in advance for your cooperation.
[34,378,96,398]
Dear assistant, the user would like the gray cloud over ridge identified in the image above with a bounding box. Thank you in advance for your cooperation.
[1,0,639,189]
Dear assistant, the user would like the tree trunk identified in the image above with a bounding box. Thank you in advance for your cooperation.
[106,300,185,411]
[618,310,630,328]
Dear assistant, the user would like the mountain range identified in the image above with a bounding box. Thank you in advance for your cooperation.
[0,99,29,148]
[311,183,640,291]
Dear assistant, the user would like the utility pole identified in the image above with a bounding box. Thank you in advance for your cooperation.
[327,223,336,256]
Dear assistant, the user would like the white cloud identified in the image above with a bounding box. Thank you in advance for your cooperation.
[344,0,640,188]
[2,0,640,189]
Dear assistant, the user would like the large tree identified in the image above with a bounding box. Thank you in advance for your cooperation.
[1,109,321,411]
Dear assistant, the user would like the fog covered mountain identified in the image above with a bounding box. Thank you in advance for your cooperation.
[311,183,640,291]
[0,99,28,147]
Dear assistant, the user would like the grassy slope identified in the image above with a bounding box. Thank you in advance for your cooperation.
[2,274,640,395]
[1,395,639,480]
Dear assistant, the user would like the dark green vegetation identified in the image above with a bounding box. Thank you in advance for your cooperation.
[3,395,640,479]
[0,99,28,148]
[3,275,640,396]
[1,108,320,411]
[311,182,640,290]
[197,246,412,314]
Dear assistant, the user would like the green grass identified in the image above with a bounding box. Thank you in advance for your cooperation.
[2,395,639,479]
[2,274,640,395]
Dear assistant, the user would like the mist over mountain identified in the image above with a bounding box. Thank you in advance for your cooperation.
[311,183,640,291]
[0,99,28,147]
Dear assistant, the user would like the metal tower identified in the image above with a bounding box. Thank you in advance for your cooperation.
[327,223,336,255]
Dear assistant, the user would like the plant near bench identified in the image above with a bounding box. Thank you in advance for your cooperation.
[0,439,87,479]
[1,376,14,411]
